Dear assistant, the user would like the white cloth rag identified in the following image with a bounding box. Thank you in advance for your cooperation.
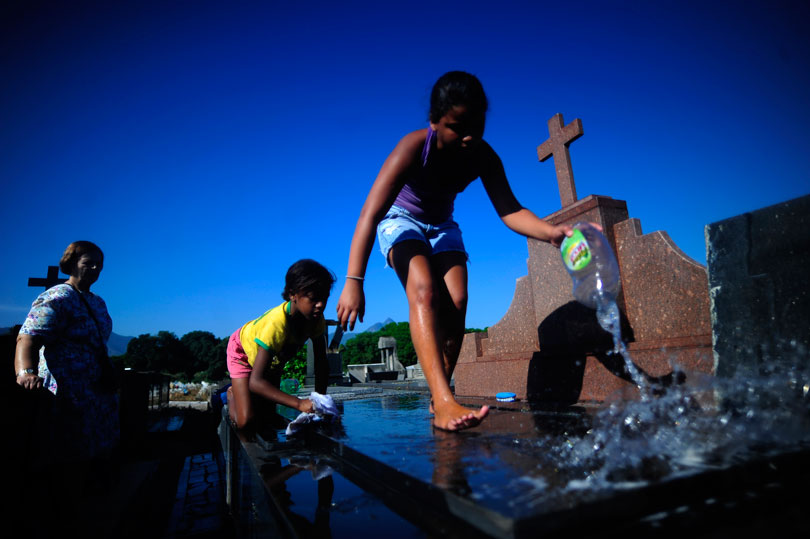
[285,392,339,436]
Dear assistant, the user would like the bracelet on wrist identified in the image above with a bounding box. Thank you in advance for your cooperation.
[346,275,364,282]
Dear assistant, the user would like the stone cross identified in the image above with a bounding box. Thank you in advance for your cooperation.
[28,265,65,289]
[537,113,584,207]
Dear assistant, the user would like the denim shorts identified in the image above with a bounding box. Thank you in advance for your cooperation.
[377,205,468,265]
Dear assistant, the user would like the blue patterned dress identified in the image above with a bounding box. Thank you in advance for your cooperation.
[20,283,120,461]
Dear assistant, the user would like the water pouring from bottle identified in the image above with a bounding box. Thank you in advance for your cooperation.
[560,222,650,396]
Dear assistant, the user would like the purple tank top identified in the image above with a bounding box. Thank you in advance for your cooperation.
[392,127,477,224]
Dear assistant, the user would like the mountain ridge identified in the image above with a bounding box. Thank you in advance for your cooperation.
[336,317,397,344]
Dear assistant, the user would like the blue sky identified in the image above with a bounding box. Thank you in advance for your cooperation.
[2,0,808,339]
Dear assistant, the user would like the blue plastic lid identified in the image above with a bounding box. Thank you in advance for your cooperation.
[496,392,516,401]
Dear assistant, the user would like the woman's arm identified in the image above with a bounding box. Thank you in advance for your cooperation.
[15,334,43,390]
[479,145,572,247]
[336,131,424,330]
[249,347,314,412]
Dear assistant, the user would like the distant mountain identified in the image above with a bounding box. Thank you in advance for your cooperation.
[338,317,396,344]
[364,318,397,333]
[107,332,134,356]
[2,326,133,357]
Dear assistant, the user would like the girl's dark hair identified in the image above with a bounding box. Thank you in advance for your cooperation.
[282,259,336,300]
[59,241,104,274]
[429,71,488,123]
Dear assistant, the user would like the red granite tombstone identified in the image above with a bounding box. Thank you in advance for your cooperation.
[454,114,713,403]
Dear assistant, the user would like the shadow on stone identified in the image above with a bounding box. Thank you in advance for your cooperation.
[527,301,637,405]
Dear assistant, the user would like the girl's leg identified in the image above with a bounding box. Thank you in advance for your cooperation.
[228,378,254,429]
[430,251,469,380]
[390,241,488,431]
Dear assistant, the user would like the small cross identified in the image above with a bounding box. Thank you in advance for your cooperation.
[28,265,66,289]
[537,113,584,207]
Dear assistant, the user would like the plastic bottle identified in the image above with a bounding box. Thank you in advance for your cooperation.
[559,222,621,310]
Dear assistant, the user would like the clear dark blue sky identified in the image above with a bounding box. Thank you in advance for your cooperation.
[2,0,808,338]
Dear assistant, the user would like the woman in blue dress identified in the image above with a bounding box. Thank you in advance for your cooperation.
[15,241,119,527]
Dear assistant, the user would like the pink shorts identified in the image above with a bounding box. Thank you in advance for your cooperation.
[226,327,252,379]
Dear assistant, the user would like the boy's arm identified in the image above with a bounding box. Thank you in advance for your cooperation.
[312,334,328,394]
[249,347,314,413]
[478,144,572,247]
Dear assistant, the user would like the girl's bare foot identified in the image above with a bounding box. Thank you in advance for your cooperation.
[432,401,489,431]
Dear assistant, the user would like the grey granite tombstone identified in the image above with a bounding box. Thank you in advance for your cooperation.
[305,320,345,386]
[706,194,810,377]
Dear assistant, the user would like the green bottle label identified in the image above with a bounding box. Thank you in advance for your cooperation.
[561,229,591,271]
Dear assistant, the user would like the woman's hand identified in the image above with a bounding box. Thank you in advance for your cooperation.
[15,334,43,390]
[336,278,365,331]
[16,373,43,390]
[297,398,315,414]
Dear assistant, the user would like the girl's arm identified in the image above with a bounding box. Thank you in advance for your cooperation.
[479,144,572,247]
[249,347,314,413]
[312,334,328,394]
[336,131,424,330]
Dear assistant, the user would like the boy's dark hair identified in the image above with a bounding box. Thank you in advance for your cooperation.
[429,71,488,123]
[282,259,336,300]
[59,241,104,274]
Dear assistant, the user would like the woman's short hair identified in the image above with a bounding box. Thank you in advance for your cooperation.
[59,241,104,274]
[282,259,336,300]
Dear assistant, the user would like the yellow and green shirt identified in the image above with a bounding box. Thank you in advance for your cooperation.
[238,301,325,373]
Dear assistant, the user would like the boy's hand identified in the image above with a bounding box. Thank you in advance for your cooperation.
[297,398,315,414]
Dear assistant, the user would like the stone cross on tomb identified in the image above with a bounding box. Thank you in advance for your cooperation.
[537,113,584,207]
[28,265,65,289]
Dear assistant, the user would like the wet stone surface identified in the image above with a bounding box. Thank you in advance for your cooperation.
[308,373,810,537]
[332,395,598,517]
[225,366,810,538]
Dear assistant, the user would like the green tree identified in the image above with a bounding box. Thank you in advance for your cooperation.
[340,321,418,368]
[338,323,487,370]
[123,333,160,371]
[156,331,189,377]
[341,330,379,369]
[282,345,308,385]
[181,330,224,381]
[122,331,189,378]
[204,337,228,382]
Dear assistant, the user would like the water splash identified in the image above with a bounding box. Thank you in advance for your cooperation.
[549,355,810,494]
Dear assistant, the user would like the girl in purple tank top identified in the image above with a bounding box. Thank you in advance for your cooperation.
[336,71,579,431]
